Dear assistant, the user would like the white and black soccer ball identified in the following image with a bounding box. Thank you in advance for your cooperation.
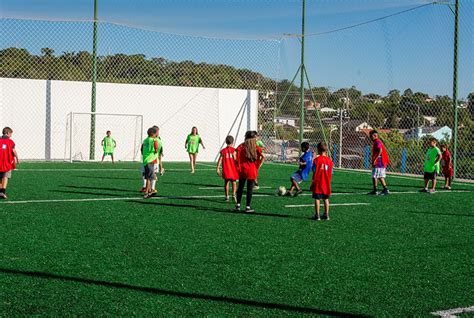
[276,186,287,196]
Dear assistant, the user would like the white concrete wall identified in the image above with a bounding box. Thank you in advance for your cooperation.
[0,78,258,161]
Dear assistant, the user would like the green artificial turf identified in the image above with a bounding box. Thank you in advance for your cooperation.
[1,162,473,317]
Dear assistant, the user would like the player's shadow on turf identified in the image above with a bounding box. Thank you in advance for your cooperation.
[74,176,140,180]
[64,185,136,194]
[130,200,295,219]
[171,182,221,187]
[0,267,368,317]
[52,190,121,197]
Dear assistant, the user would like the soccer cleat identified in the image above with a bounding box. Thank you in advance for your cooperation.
[321,214,330,220]
[284,191,293,197]
[225,196,230,202]
[245,207,255,213]
[232,195,237,203]
[367,190,378,195]
[429,189,436,194]
[294,189,303,197]
[143,192,154,199]
[419,188,428,193]
[446,186,452,190]
[0,193,7,200]
[379,188,390,196]
[139,187,146,193]
[312,215,321,221]
[234,204,241,212]
[254,186,260,191]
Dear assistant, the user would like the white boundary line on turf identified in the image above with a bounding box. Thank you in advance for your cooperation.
[198,186,272,190]
[431,305,474,317]
[196,162,216,168]
[285,203,370,208]
[14,168,215,172]
[1,190,471,205]
[266,163,474,186]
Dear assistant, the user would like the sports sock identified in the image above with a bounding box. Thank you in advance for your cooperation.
[142,178,147,188]
[151,180,157,190]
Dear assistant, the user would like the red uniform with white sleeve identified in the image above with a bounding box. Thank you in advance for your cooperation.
[236,144,263,180]
[310,155,334,196]
[220,146,239,181]
[0,136,15,173]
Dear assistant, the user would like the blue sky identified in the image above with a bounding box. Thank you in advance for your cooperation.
[1,0,473,98]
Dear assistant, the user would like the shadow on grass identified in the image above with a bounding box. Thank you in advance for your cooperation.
[75,175,138,181]
[51,190,121,197]
[63,185,136,194]
[0,268,368,317]
[129,200,296,219]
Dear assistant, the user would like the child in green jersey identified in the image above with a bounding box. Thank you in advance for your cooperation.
[141,127,159,198]
[140,126,165,193]
[185,127,205,174]
[420,137,442,194]
[101,131,117,163]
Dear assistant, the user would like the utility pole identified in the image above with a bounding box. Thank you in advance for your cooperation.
[299,0,306,147]
[89,0,98,160]
[452,0,459,178]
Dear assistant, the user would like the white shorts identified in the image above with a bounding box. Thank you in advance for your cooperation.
[372,167,386,179]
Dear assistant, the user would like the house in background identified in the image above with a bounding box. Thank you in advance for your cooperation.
[274,116,298,127]
[404,126,452,141]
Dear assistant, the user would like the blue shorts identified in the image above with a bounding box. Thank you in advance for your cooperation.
[291,172,303,184]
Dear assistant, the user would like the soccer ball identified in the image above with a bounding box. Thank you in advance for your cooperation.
[276,186,287,196]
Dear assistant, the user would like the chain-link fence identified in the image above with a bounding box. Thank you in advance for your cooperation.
[1,1,473,179]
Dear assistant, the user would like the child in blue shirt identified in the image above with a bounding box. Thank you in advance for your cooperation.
[286,142,313,197]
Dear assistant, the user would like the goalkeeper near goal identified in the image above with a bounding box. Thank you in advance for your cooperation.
[101,130,117,163]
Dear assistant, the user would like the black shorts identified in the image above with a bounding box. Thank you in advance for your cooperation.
[424,171,437,180]
[312,193,330,200]
[143,164,156,181]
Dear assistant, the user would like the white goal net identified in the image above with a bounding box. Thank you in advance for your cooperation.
[65,112,143,162]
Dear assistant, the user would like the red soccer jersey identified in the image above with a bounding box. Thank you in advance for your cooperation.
[0,136,15,172]
[310,155,334,196]
[236,144,263,180]
[442,150,453,177]
[220,146,239,181]
[371,138,389,168]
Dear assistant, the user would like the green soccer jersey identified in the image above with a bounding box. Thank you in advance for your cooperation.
[186,134,201,154]
[154,136,163,163]
[424,146,441,173]
[142,137,158,165]
[102,136,115,153]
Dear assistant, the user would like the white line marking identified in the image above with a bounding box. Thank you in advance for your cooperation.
[1,190,470,205]
[196,162,216,168]
[431,305,474,317]
[285,203,370,208]
[199,186,272,190]
[14,168,215,172]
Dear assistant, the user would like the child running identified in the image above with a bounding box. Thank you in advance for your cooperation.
[440,144,453,190]
[235,131,264,213]
[141,127,159,199]
[101,130,116,163]
[216,135,239,202]
[286,142,313,197]
[0,127,19,200]
[185,127,205,174]
[310,142,333,221]
[420,137,442,194]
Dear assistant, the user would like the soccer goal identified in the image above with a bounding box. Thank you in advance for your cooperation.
[65,112,143,162]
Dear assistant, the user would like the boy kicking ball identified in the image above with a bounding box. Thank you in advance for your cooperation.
[310,142,333,220]
[285,142,313,197]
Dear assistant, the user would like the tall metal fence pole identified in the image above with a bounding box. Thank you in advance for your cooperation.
[89,0,98,160]
[299,0,306,146]
[452,0,459,178]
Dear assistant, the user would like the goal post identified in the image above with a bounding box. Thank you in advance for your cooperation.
[65,112,143,162]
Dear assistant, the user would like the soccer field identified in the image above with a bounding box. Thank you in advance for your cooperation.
[1,162,473,317]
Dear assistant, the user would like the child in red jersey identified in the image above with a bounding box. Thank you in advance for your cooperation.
[235,131,264,213]
[216,135,239,202]
[440,144,453,190]
[0,127,20,200]
[310,142,334,220]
